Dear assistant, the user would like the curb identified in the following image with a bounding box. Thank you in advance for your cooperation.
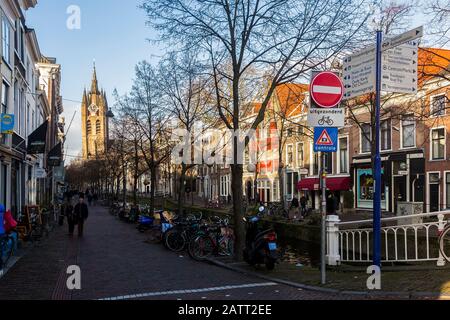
[206,258,444,299]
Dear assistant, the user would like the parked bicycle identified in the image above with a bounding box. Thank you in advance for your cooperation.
[188,216,234,261]
[164,212,204,253]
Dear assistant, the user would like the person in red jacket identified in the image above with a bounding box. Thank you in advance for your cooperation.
[4,209,17,234]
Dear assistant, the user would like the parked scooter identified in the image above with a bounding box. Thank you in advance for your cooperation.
[243,206,279,270]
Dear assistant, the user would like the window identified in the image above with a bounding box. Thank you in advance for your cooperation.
[431,95,446,117]
[273,179,279,202]
[324,153,333,174]
[381,119,391,151]
[87,120,92,135]
[15,21,24,62]
[432,128,445,160]
[1,81,8,114]
[96,120,101,134]
[287,127,293,137]
[361,124,371,153]
[220,175,230,197]
[313,151,319,176]
[26,103,30,137]
[402,116,416,148]
[2,18,11,64]
[297,143,304,168]
[339,137,348,174]
[287,144,293,166]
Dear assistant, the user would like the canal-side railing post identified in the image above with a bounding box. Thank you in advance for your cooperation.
[326,215,341,266]
[437,214,446,267]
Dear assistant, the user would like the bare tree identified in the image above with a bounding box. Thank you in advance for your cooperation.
[155,51,215,214]
[141,0,372,259]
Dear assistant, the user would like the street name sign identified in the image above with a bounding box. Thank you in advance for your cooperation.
[310,72,344,108]
[314,127,338,153]
[308,108,345,128]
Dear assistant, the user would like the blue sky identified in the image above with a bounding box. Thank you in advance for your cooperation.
[25,0,161,161]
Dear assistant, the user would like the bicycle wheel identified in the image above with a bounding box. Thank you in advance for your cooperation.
[218,236,234,257]
[164,229,186,253]
[188,235,214,261]
[440,227,450,262]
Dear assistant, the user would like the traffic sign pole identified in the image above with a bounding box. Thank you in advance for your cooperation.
[321,153,327,285]
[374,30,383,268]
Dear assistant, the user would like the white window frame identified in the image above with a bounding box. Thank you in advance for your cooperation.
[2,16,11,66]
[337,135,350,175]
[286,143,294,167]
[360,123,372,154]
[309,141,320,177]
[400,115,416,150]
[380,119,393,152]
[430,127,446,161]
[296,142,304,168]
[430,94,447,118]
[427,171,441,213]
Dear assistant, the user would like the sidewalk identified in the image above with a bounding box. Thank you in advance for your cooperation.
[207,257,450,299]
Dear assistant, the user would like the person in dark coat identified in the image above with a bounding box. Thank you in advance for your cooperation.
[64,198,75,236]
[73,196,89,237]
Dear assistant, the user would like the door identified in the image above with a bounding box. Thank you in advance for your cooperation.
[429,173,440,212]
[394,176,407,213]
[430,184,440,212]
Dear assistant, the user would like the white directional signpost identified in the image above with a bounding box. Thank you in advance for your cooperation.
[342,26,423,269]
[381,41,419,94]
[343,47,377,99]
[343,26,423,98]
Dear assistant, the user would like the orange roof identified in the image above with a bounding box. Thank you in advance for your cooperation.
[275,83,309,116]
[418,47,450,86]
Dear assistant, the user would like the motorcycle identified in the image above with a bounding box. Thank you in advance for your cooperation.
[243,206,279,270]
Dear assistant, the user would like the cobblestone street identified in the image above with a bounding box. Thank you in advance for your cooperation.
[0,206,359,300]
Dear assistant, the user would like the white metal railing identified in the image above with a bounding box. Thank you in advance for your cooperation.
[326,211,450,267]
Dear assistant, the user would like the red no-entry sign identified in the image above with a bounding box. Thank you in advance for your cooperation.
[310,72,344,108]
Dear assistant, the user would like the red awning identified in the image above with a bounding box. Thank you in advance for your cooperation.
[297,177,352,192]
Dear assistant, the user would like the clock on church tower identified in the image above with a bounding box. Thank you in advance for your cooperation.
[88,103,99,116]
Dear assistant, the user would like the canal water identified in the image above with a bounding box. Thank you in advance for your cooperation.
[279,238,321,268]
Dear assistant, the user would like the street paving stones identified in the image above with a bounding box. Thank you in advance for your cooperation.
[0,206,368,300]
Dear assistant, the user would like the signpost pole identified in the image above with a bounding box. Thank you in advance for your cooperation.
[373,30,383,268]
[321,152,327,285]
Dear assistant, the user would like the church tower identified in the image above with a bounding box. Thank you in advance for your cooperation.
[81,64,109,160]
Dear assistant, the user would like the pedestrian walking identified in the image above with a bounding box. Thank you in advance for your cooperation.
[93,193,98,206]
[290,196,300,220]
[64,198,76,236]
[87,192,93,206]
[73,196,89,237]
[300,195,308,219]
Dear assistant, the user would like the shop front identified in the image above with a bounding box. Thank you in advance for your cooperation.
[297,176,352,211]
[352,150,425,213]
